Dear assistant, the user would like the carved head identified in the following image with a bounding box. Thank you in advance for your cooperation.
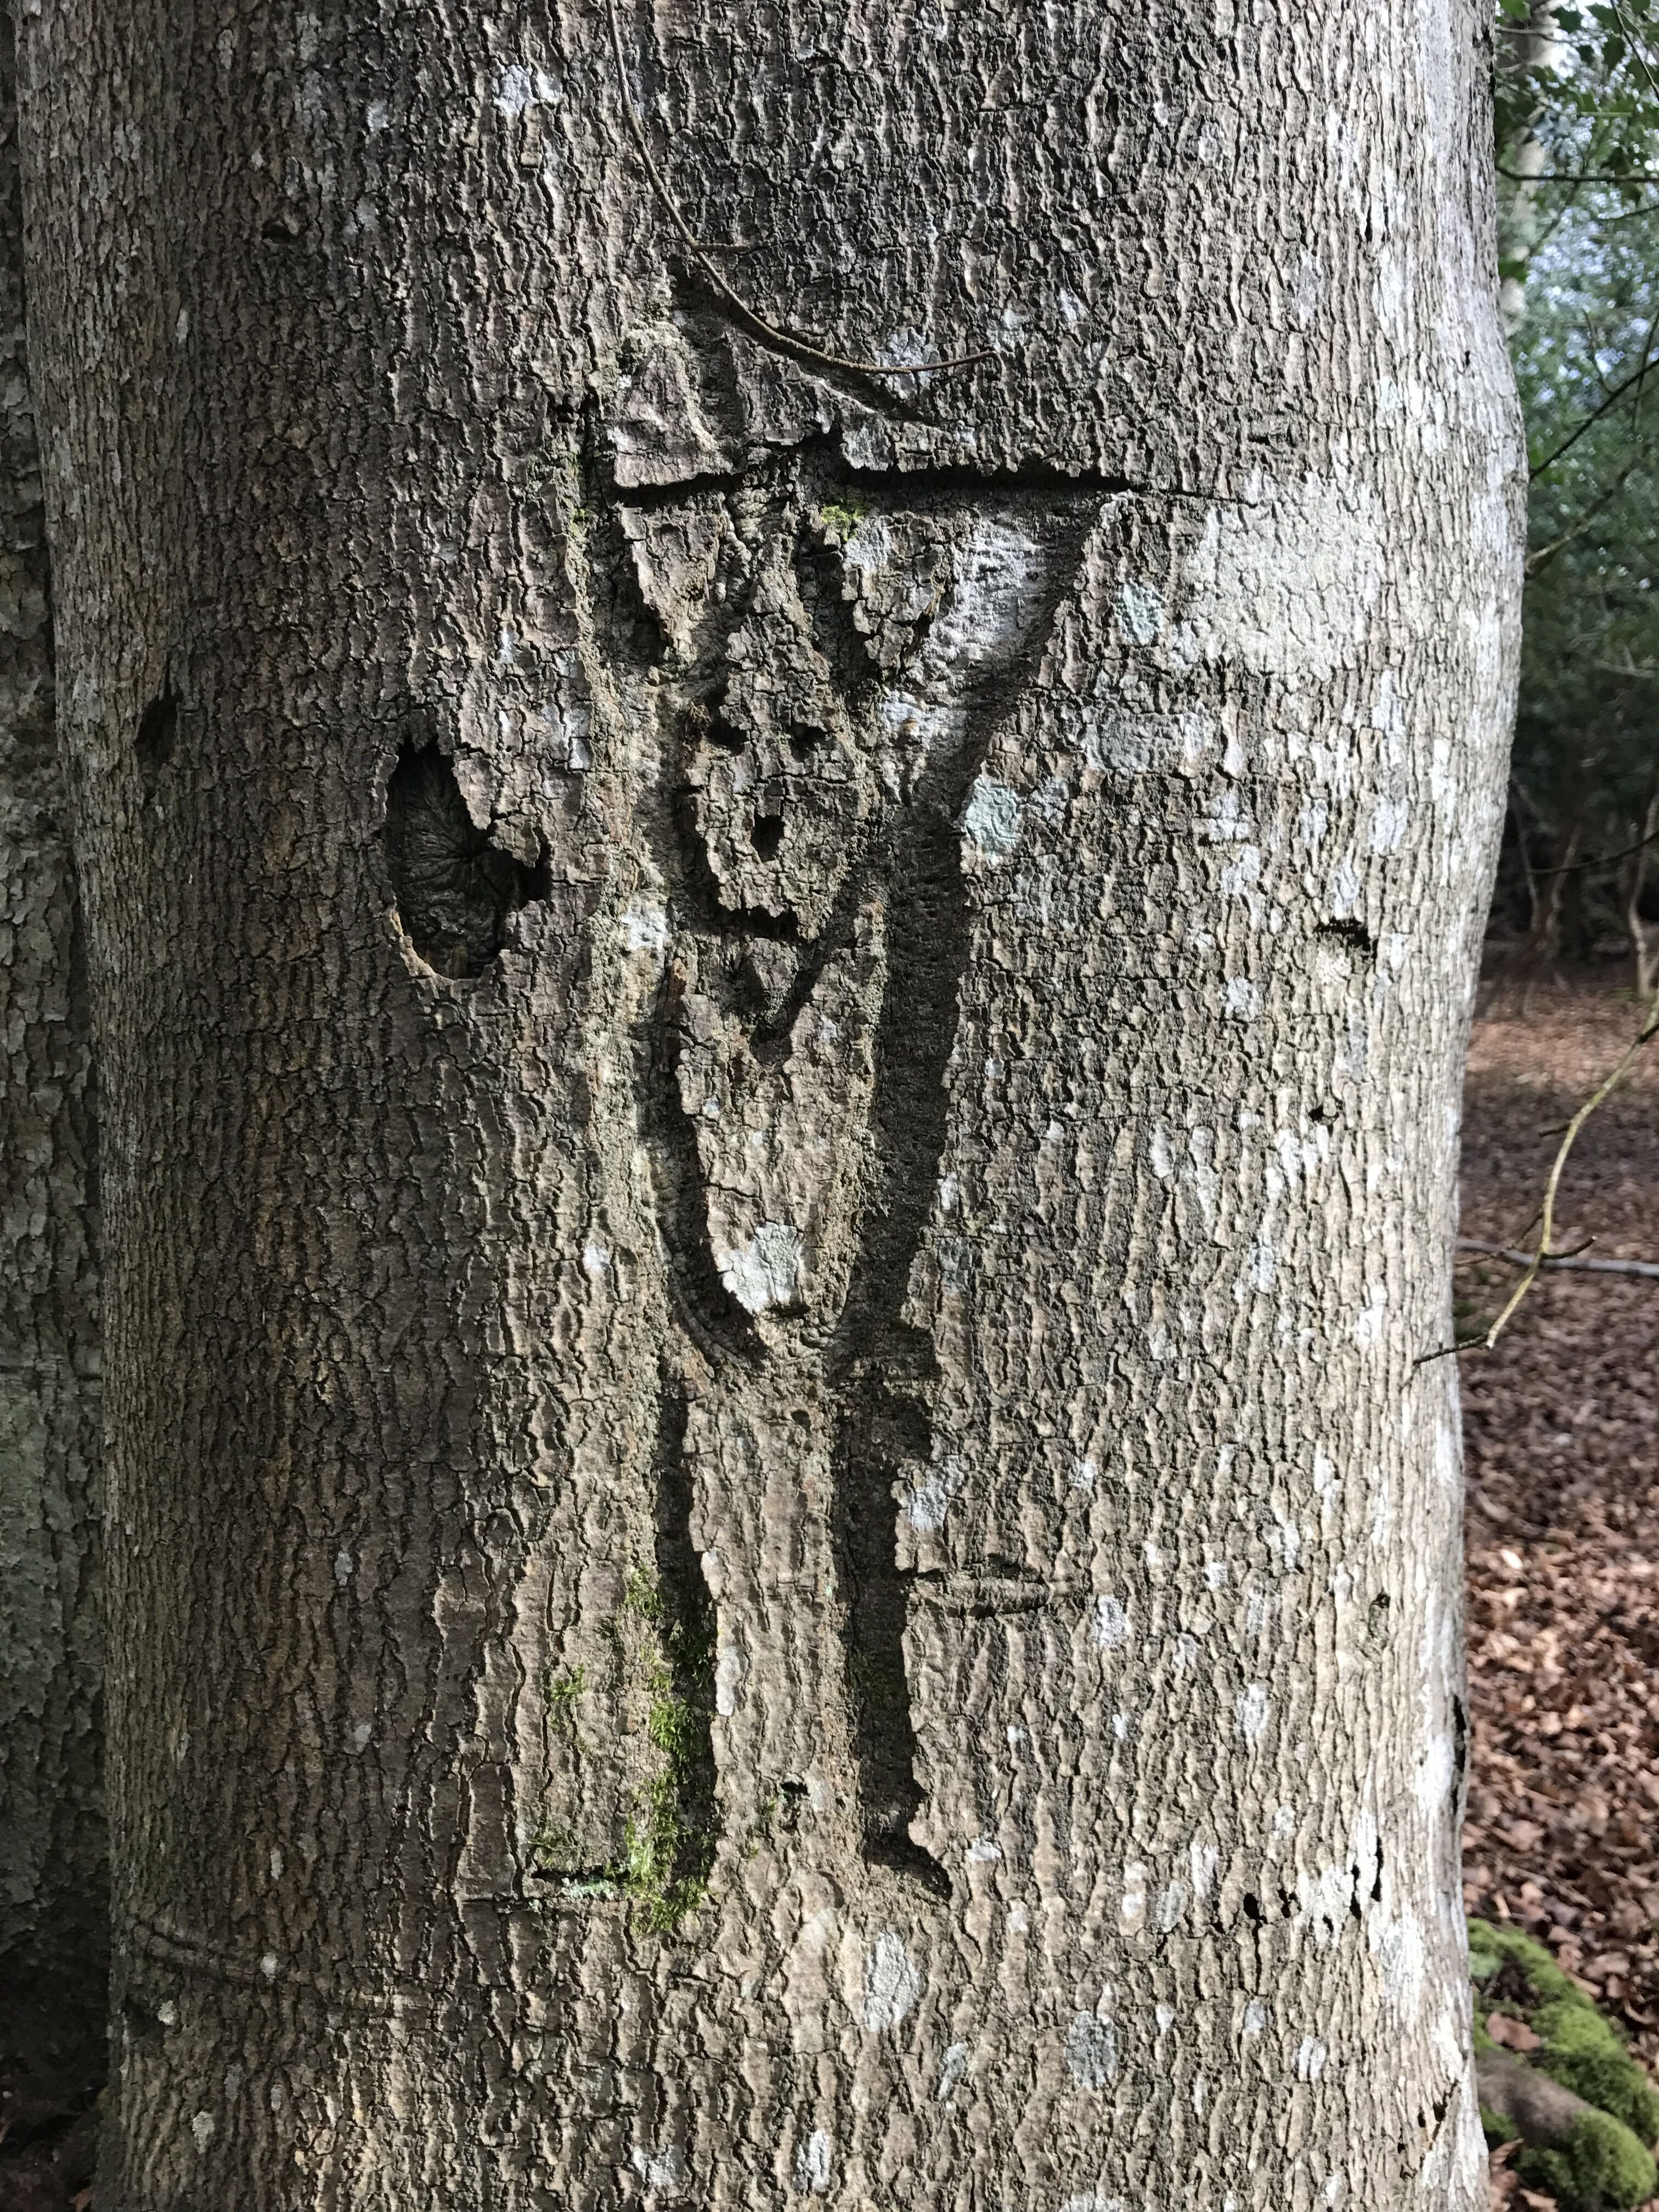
[618,462,1097,939]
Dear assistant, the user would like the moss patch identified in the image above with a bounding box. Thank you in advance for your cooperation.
[1532,1997,1659,2146]
[1470,1919,1659,2209]
[608,1567,716,1935]
[1520,2109,1658,2212]
[530,1555,715,1937]
[546,1664,586,1738]
[1469,1918,1585,2010]
[817,496,871,539]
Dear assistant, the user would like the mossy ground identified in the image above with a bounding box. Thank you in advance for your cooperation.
[1522,2113,1658,2212]
[1471,1918,1659,2209]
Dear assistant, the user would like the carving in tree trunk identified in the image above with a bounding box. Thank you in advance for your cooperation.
[14,3,1522,2205]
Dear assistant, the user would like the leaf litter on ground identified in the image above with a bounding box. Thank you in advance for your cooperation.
[1462,973,1659,2209]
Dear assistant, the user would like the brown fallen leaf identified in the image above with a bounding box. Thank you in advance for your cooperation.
[1584,1951,1632,1982]
[1487,2012,1543,2052]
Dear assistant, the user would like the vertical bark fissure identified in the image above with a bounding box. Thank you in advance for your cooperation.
[646,1368,719,1908]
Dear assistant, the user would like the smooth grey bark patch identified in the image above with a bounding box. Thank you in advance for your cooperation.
[385,742,548,977]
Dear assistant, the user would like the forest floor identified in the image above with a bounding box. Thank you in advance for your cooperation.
[1459,967,1659,2208]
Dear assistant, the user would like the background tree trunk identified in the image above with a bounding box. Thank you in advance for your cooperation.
[1624,780,1659,998]
[17,3,1522,2207]
[1496,0,1561,331]
[0,2,103,2093]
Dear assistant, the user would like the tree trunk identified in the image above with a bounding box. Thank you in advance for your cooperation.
[1624,782,1659,1000]
[1528,812,1581,978]
[16,4,1522,2207]
[1496,0,1561,332]
[0,2,103,2089]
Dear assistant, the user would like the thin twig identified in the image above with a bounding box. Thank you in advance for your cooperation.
[1458,1237,1659,1280]
[1498,166,1659,182]
[1609,1,1659,107]
[604,0,996,381]
[1420,983,1659,1363]
[1531,347,1659,478]
[1525,456,1641,576]
[1532,818,1659,874]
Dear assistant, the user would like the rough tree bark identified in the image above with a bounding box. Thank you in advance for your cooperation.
[0,5,103,2088]
[16,3,1522,2208]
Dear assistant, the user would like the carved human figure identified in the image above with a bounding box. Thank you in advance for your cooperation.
[606,459,1098,1900]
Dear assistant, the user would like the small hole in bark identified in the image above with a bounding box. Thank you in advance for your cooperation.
[386,743,548,979]
[751,814,784,860]
[787,721,823,763]
[1316,917,1375,960]
[706,712,745,753]
[1242,1892,1262,1923]
[120,1995,164,2049]
[261,214,303,244]
[136,685,178,788]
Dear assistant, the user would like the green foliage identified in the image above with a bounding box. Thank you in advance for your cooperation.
[1495,1,1659,200]
[1519,2108,1658,2211]
[1489,66,1659,949]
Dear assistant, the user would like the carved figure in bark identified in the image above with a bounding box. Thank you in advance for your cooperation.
[605,452,1099,1896]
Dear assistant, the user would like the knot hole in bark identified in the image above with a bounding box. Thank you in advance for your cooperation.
[386,743,549,978]
[135,684,177,791]
[1315,916,1376,964]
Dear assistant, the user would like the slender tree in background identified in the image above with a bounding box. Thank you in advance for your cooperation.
[1486,2,1659,969]
[15,3,1520,2207]
[1496,0,1563,329]
[0,6,103,2096]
